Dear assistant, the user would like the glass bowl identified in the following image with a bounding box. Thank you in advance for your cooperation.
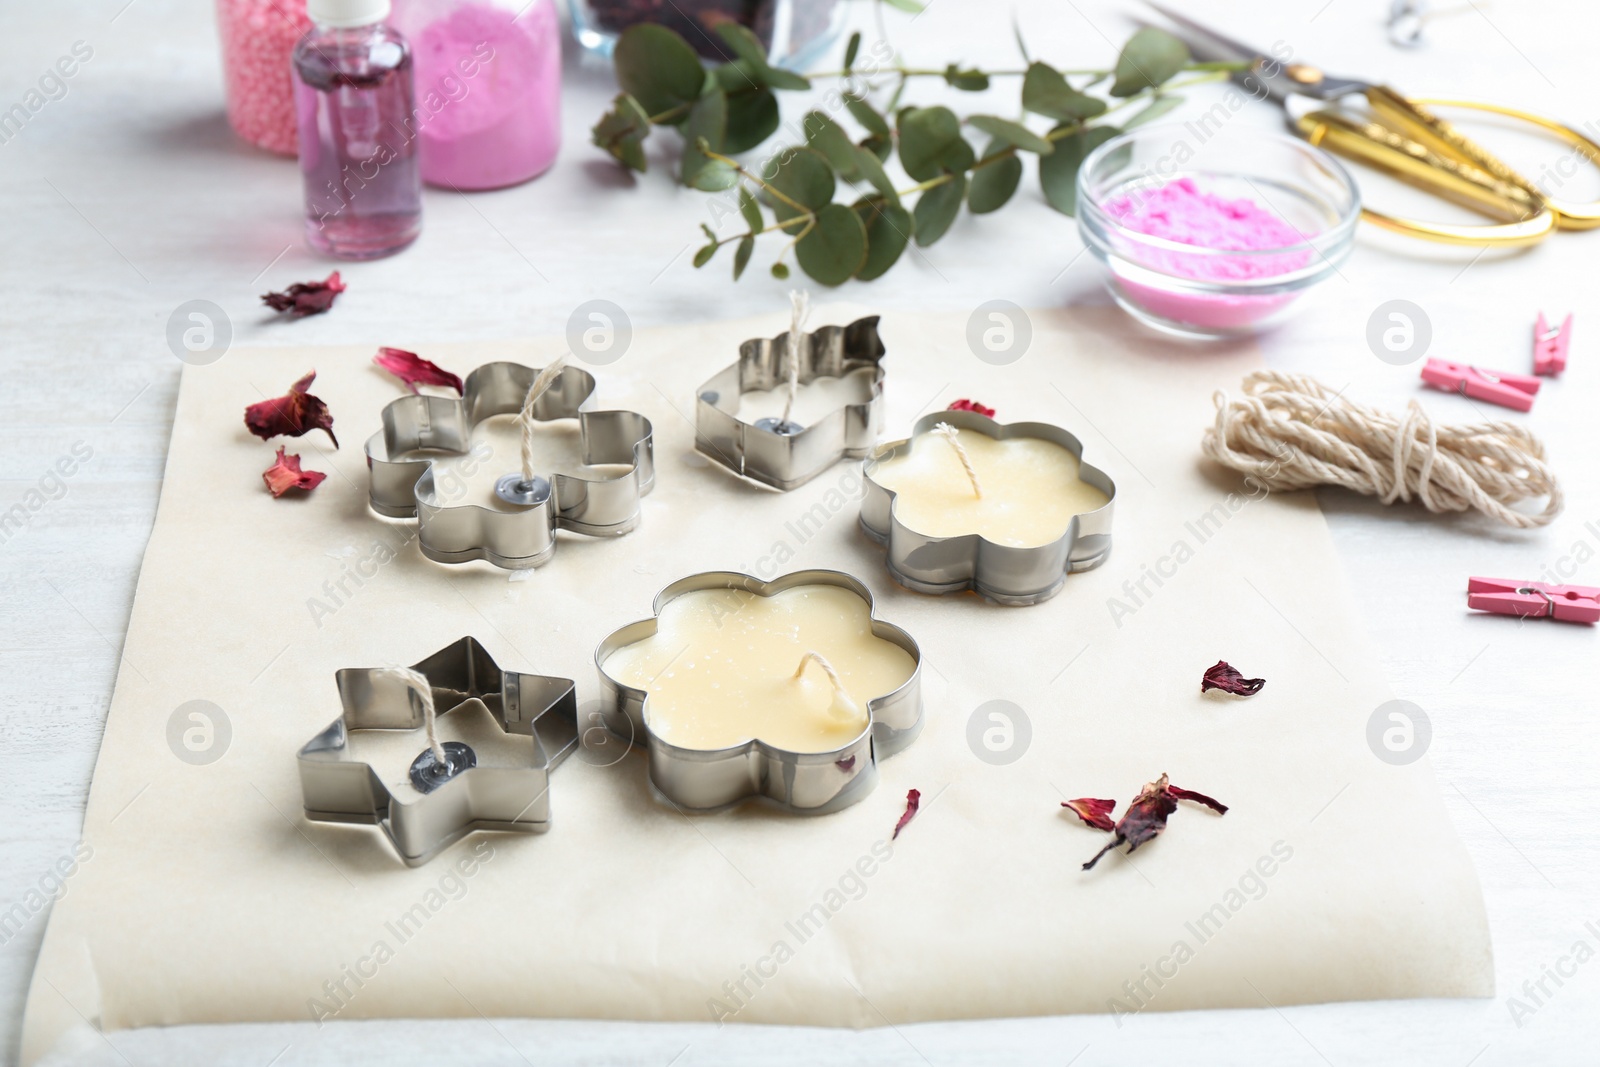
[1076,124,1360,340]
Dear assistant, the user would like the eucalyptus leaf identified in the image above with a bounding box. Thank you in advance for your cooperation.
[796,203,868,286]
[844,31,861,70]
[738,186,763,232]
[913,175,966,246]
[733,235,754,279]
[852,144,899,205]
[803,111,861,179]
[845,93,891,139]
[897,106,975,181]
[967,115,1052,154]
[590,93,652,172]
[681,92,737,190]
[722,87,779,153]
[853,198,913,280]
[861,134,892,163]
[693,242,717,268]
[1021,61,1107,122]
[715,23,811,91]
[1122,93,1184,129]
[968,140,1022,214]
[615,25,706,123]
[1039,124,1120,215]
[768,147,836,222]
[1110,28,1189,97]
[944,64,990,91]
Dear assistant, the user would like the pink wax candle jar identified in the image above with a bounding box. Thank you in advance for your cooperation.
[392,0,562,189]
[216,0,311,155]
[1076,125,1360,340]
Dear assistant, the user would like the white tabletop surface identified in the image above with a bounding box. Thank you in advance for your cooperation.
[4,0,1600,1063]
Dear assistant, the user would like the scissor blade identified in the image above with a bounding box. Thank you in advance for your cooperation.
[1144,2,1273,64]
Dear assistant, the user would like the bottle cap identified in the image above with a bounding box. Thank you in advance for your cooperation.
[306,0,392,27]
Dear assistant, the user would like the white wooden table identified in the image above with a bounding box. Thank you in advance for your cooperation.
[4,0,1599,1063]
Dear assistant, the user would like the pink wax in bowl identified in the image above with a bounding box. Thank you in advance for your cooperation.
[1076,125,1359,339]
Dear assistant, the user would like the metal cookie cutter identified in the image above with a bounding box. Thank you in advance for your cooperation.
[594,570,923,814]
[860,409,1117,606]
[296,637,578,867]
[695,316,886,491]
[365,362,654,569]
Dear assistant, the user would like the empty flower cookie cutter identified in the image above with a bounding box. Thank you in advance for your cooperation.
[365,361,654,569]
[695,315,886,491]
[594,570,923,814]
[297,637,578,867]
[860,409,1116,606]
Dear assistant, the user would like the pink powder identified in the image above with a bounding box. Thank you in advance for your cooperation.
[1102,177,1314,332]
[408,0,561,189]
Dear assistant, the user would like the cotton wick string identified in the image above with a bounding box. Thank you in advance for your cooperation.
[932,422,983,498]
[376,666,447,768]
[793,651,859,718]
[779,289,810,426]
[518,356,568,484]
[1201,370,1563,529]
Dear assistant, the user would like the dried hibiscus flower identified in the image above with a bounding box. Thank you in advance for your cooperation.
[245,371,338,447]
[1063,774,1227,870]
[262,447,327,497]
[261,271,346,317]
[892,788,921,840]
[947,398,996,417]
[1201,660,1265,697]
[373,347,463,395]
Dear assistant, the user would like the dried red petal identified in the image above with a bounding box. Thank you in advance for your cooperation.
[1079,774,1227,870]
[947,398,996,418]
[262,447,327,497]
[261,271,346,317]
[373,347,464,395]
[1166,784,1228,815]
[1061,797,1117,832]
[892,788,921,840]
[1201,660,1265,697]
[245,371,338,447]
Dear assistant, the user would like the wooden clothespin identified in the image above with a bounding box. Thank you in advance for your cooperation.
[1468,577,1600,624]
[1420,359,1540,412]
[1533,312,1572,377]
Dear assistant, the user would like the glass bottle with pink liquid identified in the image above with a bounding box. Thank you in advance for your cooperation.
[293,0,423,259]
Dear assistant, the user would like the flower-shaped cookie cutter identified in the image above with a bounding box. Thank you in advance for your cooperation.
[860,409,1117,606]
[365,362,654,569]
[296,637,578,867]
[695,315,886,491]
[594,570,923,814]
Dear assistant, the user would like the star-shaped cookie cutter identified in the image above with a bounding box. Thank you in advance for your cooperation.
[695,316,886,491]
[860,409,1117,606]
[594,569,923,814]
[296,637,578,867]
[365,362,654,569]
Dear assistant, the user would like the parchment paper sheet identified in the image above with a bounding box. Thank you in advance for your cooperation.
[21,308,1492,1062]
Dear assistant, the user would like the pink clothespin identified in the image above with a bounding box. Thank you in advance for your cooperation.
[1533,312,1572,376]
[1420,359,1540,412]
[1467,577,1600,624]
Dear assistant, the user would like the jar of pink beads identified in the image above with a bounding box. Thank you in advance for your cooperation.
[391,0,562,189]
[1076,125,1360,340]
[216,0,311,155]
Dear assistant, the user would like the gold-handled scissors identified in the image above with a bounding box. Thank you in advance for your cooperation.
[1148,4,1600,247]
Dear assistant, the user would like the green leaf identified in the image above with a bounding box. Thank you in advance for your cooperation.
[1013,15,1031,63]
[722,87,779,153]
[851,144,899,205]
[715,23,811,91]
[1039,124,1120,215]
[615,25,707,123]
[771,261,790,279]
[861,133,892,163]
[1021,61,1107,122]
[681,93,737,190]
[968,141,1022,214]
[590,93,652,172]
[1110,28,1189,97]
[913,175,965,246]
[738,186,763,231]
[693,242,717,268]
[1122,93,1184,129]
[845,93,890,139]
[853,198,913,280]
[803,111,861,180]
[880,0,925,10]
[733,235,754,279]
[768,147,836,223]
[897,106,975,182]
[796,202,869,286]
[967,115,1052,154]
[943,64,990,91]
[844,31,861,70]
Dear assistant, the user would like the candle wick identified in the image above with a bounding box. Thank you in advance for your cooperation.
[793,650,858,715]
[779,289,809,427]
[932,422,983,498]
[519,356,568,484]
[377,665,447,769]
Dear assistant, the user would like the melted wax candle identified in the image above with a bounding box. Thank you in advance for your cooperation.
[603,585,917,754]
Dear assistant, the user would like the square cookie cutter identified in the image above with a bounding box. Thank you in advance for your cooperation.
[297,637,578,867]
[594,569,922,814]
[365,362,654,569]
[860,409,1116,606]
[695,315,886,491]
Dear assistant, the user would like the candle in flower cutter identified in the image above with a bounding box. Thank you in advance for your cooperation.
[595,570,923,813]
[861,409,1116,605]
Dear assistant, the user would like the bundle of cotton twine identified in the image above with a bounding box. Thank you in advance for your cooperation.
[1201,370,1562,529]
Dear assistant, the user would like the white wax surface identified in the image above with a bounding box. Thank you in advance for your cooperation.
[734,367,876,427]
[869,426,1109,547]
[602,584,917,754]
